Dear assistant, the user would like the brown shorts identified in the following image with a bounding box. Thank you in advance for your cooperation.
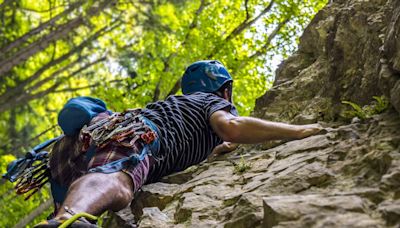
[121,155,154,192]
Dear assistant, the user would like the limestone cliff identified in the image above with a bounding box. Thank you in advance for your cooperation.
[109,0,400,227]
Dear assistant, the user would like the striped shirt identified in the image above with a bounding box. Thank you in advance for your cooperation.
[140,92,238,182]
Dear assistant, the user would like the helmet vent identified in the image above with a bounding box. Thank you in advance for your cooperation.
[188,65,201,72]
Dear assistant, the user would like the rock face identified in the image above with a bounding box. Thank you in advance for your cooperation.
[109,0,400,227]
[254,0,400,123]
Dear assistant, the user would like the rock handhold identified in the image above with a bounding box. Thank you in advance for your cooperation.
[378,199,400,226]
[263,194,383,228]
[138,207,173,228]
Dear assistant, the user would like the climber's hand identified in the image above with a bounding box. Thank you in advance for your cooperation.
[208,142,239,162]
[296,123,324,139]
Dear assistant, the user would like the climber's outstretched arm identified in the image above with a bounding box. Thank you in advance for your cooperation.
[210,110,322,144]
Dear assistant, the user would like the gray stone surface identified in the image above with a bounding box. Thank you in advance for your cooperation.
[109,112,400,227]
[138,207,173,228]
[262,194,379,228]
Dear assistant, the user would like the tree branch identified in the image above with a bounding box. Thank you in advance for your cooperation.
[18,4,69,14]
[0,0,116,76]
[1,124,59,156]
[152,76,163,102]
[0,23,117,105]
[206,0,275,58]
[0,0,83,57]
[6,83,62,112]
[25,57,83,93]
[25,54,107,94]
[182,0,206,46]
[162,0,206,99]
[0,57,107,113]
[248,18,289,60]
[244,0,250,21]
[232,18,290,74]
[166,78,181,98]
[53,79,123,93]
[152,55,171,101]
[30,124,58,141]
[0,0,13,11]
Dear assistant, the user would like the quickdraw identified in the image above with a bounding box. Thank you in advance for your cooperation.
[80,109,156,151]
[141,131,157,144]
[2,136,62,200]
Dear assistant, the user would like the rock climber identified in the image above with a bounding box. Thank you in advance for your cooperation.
[35,60,322,227]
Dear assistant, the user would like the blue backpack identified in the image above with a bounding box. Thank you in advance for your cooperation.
[58,96,110,136]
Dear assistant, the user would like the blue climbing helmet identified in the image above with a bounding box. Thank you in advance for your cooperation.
[181,60,233,95]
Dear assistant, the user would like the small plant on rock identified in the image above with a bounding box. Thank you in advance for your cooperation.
[233,155,252,174]
[342,95,390,120]
[371,95,390,114]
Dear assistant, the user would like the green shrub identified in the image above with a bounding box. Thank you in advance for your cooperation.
[233,156,252,174]
[342,95,390,120]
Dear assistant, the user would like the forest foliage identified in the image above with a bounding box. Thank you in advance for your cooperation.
[0,0,326,226]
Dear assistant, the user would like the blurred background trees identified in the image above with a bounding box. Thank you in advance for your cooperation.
[0,0,326,226]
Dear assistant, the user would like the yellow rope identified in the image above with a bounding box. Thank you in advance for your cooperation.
[58,213,98,228]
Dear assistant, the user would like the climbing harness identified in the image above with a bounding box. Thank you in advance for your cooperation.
[80,109,159,174]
